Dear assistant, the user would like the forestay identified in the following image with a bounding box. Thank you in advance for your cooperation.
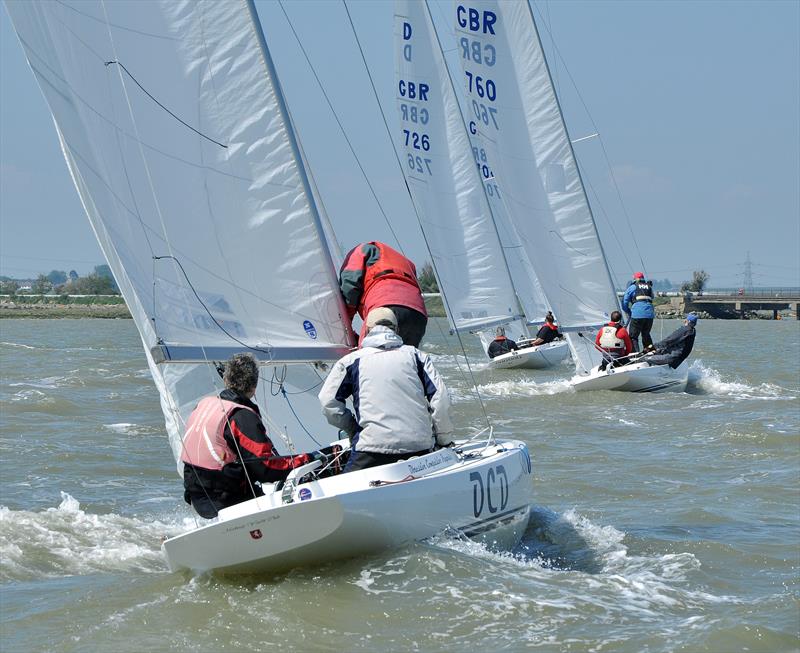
[394,0,523,334]
[5,0,354,462]
[452,0,619,372]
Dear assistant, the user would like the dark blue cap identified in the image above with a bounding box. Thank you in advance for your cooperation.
[686,313,698,324]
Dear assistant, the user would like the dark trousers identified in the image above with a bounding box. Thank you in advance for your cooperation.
[628,317,654,352]
[344,448,432,473]
[386,305,428,347]
[183,464,262,519]
[646,353,683,369]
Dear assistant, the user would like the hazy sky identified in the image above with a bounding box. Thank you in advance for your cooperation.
[1,0,798,288]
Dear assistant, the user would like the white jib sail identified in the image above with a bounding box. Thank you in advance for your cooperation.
[6,0,354,462]
[452,0,619,372]
[394,0,524,335]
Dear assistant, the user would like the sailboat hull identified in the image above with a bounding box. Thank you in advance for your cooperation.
[489,340,570,370]
[162,439,533,574]
[571,361,689,393]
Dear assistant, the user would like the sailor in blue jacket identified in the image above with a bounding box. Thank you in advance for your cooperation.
[623,272,655,352]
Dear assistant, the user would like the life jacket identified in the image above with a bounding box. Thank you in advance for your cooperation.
[634,280,653,303]
[598,323,625,352]
[544,322,558,331]
[362,242,420,301]
[180,396,258,471]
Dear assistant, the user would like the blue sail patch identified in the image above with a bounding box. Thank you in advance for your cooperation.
[303,320,317,339]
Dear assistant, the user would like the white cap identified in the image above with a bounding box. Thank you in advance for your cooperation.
[365,307,398,331]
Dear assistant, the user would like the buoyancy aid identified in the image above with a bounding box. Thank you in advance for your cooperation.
[362,242,420,300]
[181,396,258,471]
[634,280,653,302]
[598,323,625,352]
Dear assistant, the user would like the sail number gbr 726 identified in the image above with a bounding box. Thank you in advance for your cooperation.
[398,74,432,176]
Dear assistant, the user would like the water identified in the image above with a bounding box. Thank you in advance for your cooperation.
[1,318,798,652]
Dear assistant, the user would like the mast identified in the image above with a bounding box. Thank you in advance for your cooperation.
[245,0,356,347]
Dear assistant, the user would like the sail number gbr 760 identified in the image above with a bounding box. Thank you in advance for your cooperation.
[456,5,499,130]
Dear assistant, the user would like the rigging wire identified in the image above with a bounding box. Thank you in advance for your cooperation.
[103,60,228,148]
[276,0,406,256]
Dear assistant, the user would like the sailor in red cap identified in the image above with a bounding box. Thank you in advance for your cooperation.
[622,271,655,351]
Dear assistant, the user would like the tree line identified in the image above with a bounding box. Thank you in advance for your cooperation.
[0,265,120,296]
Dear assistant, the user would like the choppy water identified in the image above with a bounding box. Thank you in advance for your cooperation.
[1,318,798,652]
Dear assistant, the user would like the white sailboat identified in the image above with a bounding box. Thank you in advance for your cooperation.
[394,0,568,371]
[450,0,688,392]
[5,0,533,574]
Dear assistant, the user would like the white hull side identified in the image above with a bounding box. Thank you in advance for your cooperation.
[163,439,533,574]
[571,361,689,393]
[489,341,570,370]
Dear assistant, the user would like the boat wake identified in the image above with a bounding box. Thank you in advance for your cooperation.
[415,506,734,619]
[687,361,795,399]
[0,492,192,581]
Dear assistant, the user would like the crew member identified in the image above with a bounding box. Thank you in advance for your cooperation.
[645,314,698,369]
[181,353,327,519]
[623,272,655,352]
[339,241,428,346]
[319,308,454,473]
[528,311,563,346]
[595,310,633,371]
[487,325,519,358]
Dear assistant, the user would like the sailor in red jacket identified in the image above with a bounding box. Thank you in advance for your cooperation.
[181,353,327,519]
[339,241,428,346]
[595,310,633,371]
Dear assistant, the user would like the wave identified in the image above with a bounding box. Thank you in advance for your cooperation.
[687,361,795,399]
[478,378,573,397]
[0,492,192,581]
[103,423,156,435]
[0,341,37,349]
[8,372,89,389]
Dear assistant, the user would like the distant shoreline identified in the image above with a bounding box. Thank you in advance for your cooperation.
[0,302,131,319]
[0,295,792,320]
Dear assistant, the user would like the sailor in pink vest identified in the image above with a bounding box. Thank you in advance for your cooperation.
[181,353,326,518]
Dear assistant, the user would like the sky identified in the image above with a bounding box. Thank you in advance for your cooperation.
[1,0,798,289]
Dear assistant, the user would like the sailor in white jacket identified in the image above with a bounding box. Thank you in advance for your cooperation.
[318,308,454,472]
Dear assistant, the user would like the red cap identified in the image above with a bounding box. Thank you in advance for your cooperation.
[633,272,644,279]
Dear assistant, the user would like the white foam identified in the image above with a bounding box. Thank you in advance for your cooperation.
[0,492,194,581]
[419,507,738,619]
[104,423,146,435]
[478,378,574,397]
[9,388,51,403]
[9,376,63,389]
[0,341,36,349]
[688,361,795,399]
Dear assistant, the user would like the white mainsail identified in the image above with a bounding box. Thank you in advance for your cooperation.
[453,0,619,373]
[5,0,355,462]
[394,0,554,341]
